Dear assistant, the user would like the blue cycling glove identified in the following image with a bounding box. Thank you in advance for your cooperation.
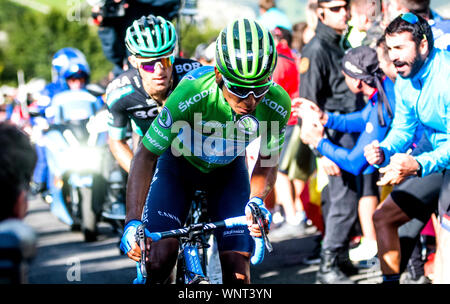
[245,197,272,230]
[120,220,142,254]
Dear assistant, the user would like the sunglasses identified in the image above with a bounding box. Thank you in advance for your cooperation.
[323,5,347,13]
[136,54,175,73]
[222,75,272,99]
[400,12,427,39]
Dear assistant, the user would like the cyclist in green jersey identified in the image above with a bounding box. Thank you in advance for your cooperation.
[120,18,291,283]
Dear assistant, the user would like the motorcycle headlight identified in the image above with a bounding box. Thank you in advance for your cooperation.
[66,146,102,172]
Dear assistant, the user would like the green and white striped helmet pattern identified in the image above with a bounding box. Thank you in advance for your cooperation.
[215,18,277,84]
[125,15,177,57]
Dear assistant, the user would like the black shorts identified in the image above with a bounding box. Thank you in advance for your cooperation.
[278,124,316,180]
[391,173,443,223]
[142,150,253,253]
[278,124,295,174]
[361,171,380,197]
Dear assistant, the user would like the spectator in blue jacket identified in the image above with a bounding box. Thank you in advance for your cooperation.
[364,13,449,284]
[298,46,396,263]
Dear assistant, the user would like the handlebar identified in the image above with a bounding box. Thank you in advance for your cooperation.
[133,206,272,284]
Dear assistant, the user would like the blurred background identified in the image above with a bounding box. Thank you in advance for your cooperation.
[1,0,449,89]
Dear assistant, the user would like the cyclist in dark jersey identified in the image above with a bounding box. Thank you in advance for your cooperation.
[120,18,291,284]
[105,15,201,172]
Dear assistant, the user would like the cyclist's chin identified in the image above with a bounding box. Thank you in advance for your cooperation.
[149,80,170,91]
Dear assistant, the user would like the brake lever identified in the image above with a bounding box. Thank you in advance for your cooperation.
[136,224,147,279]
[248,202,273,253]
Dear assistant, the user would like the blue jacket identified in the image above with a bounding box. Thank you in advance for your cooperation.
[380,48,450,176]
[430,19,450,51]
[317,77,396,175]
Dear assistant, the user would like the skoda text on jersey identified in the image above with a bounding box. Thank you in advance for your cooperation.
[142,66,291,171]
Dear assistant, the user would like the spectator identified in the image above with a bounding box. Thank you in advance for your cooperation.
[386,0,444,23]
[291,22,308,54]
[298,46,399,262]
[376,36,398,82]
[88,0,181,78]
[268,26,310,239]
[0,122,38,283]
[374,0,449,283]
[343,0,380,48]
[258,0,292,31]
[299,0,365,284]
[192,41,215,66]
[364,13,450,284]
[304,0,319,44]
[388,0,450,51]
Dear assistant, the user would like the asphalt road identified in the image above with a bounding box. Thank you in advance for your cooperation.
[24,194,382,284]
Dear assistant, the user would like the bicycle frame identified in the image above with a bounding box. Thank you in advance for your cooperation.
[134,204,271,284]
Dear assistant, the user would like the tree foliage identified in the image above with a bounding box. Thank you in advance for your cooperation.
[0,0,222,87]
[178,19,221,59]
[0,0,111,86]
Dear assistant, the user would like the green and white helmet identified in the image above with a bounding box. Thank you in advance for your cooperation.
[125,15,177,58]
[215,18,277,84]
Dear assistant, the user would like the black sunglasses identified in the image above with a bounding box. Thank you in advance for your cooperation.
[323,5,348,13]
[222,75,272,99]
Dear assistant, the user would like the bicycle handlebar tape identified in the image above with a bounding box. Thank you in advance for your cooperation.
[251,237,265,265]
[224,216,247,227]
[133,262,146,284]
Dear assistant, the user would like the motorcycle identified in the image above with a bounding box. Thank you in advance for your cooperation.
[43,87,126,242]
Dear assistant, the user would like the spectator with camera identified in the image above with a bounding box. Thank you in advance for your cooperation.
[88,0,181,78]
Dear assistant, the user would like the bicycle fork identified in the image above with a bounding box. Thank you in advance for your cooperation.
[180,243,209,284]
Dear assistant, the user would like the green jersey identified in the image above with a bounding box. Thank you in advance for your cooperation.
[142,66,291,173]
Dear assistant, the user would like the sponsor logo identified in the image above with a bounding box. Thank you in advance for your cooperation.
[344,61,363,74]
[223,229,245,236]
[133,105,159,119]
[152,123,169,141]
[157,211,182,226]
[178,87,215,112]
[365,122,374,134]
[106,75,132,94]
[145,133,165,151]
[133,75,141,88]
[158,106,173,128]
[261,98,288,118]
[175,62,202,74]
[236,115,259,136]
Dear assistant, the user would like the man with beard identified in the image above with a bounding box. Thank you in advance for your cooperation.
[364,13,450,284]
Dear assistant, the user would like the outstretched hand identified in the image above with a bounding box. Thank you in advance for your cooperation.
[293,97,328,125]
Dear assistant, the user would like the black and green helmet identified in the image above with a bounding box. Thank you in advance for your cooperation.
[215,18,277,85]
[125,15,177,58]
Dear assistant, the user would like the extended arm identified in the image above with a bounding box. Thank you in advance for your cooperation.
[250,154,278,200]
[109,138,134,173]
[125,143,159,223]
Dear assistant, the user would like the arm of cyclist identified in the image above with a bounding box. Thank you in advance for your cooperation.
[246,153,277,237]
[121,143,158,261]
[108,137,133,173]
